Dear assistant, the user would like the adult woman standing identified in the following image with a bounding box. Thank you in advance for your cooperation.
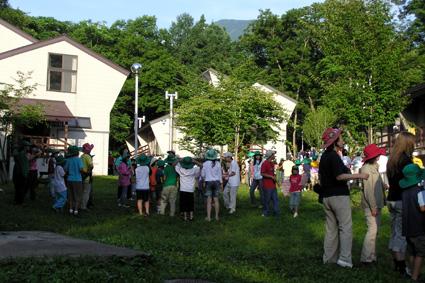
[319,128,369,268]
[386,132,416,274]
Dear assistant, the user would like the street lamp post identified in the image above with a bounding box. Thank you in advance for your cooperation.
[165,91,178,151]
[131,63,142,160]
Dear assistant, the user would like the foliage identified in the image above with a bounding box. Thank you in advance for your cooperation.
[176,77,285,154]
[0,176,412,283]
[312,0,419,143]
[302,106,337,149]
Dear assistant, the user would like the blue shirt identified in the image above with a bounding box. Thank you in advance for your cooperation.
[64,156,83,182]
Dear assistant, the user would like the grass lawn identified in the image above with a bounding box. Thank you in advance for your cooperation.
[0,176,412,282]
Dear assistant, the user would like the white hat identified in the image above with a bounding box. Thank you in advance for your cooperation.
[264,150,276,159]
[223,152,233,158]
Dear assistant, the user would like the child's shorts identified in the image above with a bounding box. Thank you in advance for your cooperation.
[136,190,150,202]
[205,181,221,198]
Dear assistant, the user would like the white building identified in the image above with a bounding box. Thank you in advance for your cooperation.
[0,19,129,175]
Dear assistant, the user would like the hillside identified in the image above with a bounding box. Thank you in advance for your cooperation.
[215,19,253,41]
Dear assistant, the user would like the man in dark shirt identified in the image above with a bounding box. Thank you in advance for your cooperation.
[319,128,368,268]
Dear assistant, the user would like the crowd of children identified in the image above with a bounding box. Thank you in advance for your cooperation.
[12,129,425,281]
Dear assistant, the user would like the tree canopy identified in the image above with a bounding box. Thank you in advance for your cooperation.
[1,0,424,152]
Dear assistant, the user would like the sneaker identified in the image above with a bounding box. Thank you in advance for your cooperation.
[73,210,79,216]
[69,209,74,214]
[293,212,298,218]
[229,209,235,214]
[337,259,353,268]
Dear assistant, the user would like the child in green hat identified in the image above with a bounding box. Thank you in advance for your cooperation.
[399,163,425,281]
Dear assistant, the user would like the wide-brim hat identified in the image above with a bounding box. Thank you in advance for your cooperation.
[253,151,263,156]
[67,145,80,156]
[399,163,425,189]
[264,150,276,160]
[165,155,177,164]
[321,128,342,149]
[82,143,94,153]
[55,156,66,165]
[205,149,218,160]
[167,149,176,155]
[223,152,233,158]
[363,144,386,162]
[137,154,150,166]
[180,156,195,169]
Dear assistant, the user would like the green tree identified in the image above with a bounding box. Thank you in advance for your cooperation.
[313,0,419,144]
[302,106,337,149]
[240,8,322,156]
[0,72,45,182]
[176,77,285,159]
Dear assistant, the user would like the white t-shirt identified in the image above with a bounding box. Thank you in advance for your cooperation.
[53,165,66,193]
[377,155,388,174]
[201,160,222,182]
[282,160,295,178]
[175,164,200,193]
[227,159,240,187]
[135,165,150,190]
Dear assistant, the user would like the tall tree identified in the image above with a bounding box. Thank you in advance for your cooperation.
[313,0,420,144]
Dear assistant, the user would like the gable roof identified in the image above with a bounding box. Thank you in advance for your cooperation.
[0,18,38,43]
[0,34,130,76]
[254,83,298,105]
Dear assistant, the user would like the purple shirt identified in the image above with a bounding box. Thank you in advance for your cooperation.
[117,162,131,186]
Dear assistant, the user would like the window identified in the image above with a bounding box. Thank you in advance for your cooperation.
[47,53,77,93]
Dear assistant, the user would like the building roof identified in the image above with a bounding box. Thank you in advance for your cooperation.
[15,98,92,128]
[406,83,425,99]
[0,18,38,43]
[0,34,130,76]
[16,98,74,122]
[255,83,298,105]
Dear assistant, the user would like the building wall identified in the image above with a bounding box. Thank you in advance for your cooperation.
[0,24,33,53]
[0,41,128,175]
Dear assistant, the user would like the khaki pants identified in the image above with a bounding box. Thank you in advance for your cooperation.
[323,195,352,264]
[223,185,238,211]
[361,208,381,262]
[160,186,177,216]
[81,182,91,209]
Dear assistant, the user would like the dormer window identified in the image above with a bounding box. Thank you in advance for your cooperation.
[47,53,77,93]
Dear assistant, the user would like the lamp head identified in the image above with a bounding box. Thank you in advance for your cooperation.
[131,63,142,74]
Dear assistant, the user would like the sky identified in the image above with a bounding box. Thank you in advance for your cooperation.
[8,0,323,29]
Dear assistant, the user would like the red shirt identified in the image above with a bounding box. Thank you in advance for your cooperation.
[261,160,276,190]
[289,174,302,193]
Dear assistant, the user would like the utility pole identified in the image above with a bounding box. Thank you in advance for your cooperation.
[165,91,178,151]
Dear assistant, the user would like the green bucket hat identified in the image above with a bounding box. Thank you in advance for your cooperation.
[312,155,318,161]
[55,156,66,165]
[180,156,194,169]
[247,152,255,158]
[294,159,301,166]
[205,149,218,160]
[157,160,165,167]
[136,154,150,166]
[67,146,80,157]
[164,155,177,164]
[399,164,425,189]
[253,151,262,156]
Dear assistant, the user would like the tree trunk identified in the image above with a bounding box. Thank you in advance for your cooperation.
[292,88,300,157]
[234,126,240,162]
